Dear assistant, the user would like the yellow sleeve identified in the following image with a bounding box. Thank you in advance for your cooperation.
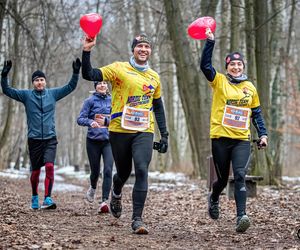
[153,77,161,99]
[100,62,118,83]
[251,89,260,108]
[210,72,224,89]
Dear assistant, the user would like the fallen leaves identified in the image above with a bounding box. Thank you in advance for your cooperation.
[0,176,300,249]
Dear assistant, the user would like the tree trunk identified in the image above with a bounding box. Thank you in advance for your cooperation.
[253,0,274,184]
[0,0,8,45]
[244,0,256,82]
[229,0,241,51]
[219,0,230,69]
[163,0,213,177]
[269,0,285,181]
[0,0,20,169]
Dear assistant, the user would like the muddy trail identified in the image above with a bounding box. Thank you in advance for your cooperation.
[0,171,300,249]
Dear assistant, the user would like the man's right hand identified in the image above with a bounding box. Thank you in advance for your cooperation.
[205,28,214,40]
[83,36,97,51]
[1,60,12,77]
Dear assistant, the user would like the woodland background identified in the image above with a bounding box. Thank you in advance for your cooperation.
[0,0,299,184]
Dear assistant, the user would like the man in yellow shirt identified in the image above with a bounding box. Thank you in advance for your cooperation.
[81,33,168,234]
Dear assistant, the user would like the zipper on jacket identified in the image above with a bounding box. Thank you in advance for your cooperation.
[40,91,44,139]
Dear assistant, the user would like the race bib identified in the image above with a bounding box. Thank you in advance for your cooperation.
[121,106,150,131]
[222,105,250,130]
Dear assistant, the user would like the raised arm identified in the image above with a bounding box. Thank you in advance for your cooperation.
[1,60,26,102]
[200,29,217,82]
[52,58,81,101]
[82,36,103,81]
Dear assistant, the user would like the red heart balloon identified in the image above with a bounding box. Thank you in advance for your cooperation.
[187,16,216,40]
[80,13,103,39]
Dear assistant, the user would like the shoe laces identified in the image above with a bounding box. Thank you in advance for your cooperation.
[210,198,219,211]
[45,197,53,204]
[100,201,108,206]
[237,215,248,223]
[132,218,143,227]
[111,195,121,209]
[32,195,38,201]
[88,187,96,195]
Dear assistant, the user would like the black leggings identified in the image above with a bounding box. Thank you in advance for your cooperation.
[86,138,114,201]
[109,132,153,220]
[211,137,250,217]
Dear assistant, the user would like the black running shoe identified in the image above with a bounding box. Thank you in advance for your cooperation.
[110,194,122,218]
[208,193,219,220]
[131,217,149,234]
[236,215,250,233]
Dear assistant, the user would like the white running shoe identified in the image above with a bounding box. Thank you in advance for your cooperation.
[85,186,96,203]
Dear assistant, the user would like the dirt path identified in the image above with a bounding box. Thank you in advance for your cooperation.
[0,173,300,249]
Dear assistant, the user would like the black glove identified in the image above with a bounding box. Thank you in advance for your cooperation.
[1,60,12,77]
[158,134,168,153]
[153,132,168,153]
[72,58,81,74]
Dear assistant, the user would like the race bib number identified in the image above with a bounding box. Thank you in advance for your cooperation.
[121,106,150,131]
[222,105,250,130]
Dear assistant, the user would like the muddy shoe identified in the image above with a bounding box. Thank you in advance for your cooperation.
[98,200,109,214]
[110,193,122,218]
[131,218,149,234]
[41,197,56,209]
[236,215,250,233]
[31,195,39,210]
[85,186,96,203]
[208,193,219,220]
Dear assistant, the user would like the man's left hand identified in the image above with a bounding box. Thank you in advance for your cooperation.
[72,58,81,74]
[158,133,168,153]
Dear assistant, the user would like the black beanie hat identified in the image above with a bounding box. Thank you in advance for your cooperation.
[32,70,46,82]
[225,52,245,69]
[94,81,100,89]
[131,33,151,52]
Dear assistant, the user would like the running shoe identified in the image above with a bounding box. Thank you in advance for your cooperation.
[110,193,122,218]
[98,200,109,213]
[208,193,219,220]
[131,217,149,234]
[236,215,250,233]
[41,197,57,209]
[86,186,96,203]
[31,195,39,210]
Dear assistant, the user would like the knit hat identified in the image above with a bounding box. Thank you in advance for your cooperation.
[32,70,46,82]
[131,33,151,52]
[94,81,100,89]
[225,52,245,69]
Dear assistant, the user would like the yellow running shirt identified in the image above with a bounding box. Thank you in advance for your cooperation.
[100,62,161,133]
[210,72,260,140]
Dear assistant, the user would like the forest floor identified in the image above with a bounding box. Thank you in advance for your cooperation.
[0,169,300,250]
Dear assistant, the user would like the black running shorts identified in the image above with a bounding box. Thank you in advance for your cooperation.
[28,137,58,170]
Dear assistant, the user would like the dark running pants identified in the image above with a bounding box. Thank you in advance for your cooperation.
[86,138,114,201]
[109,132,154,220]
[211,137,251,217]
